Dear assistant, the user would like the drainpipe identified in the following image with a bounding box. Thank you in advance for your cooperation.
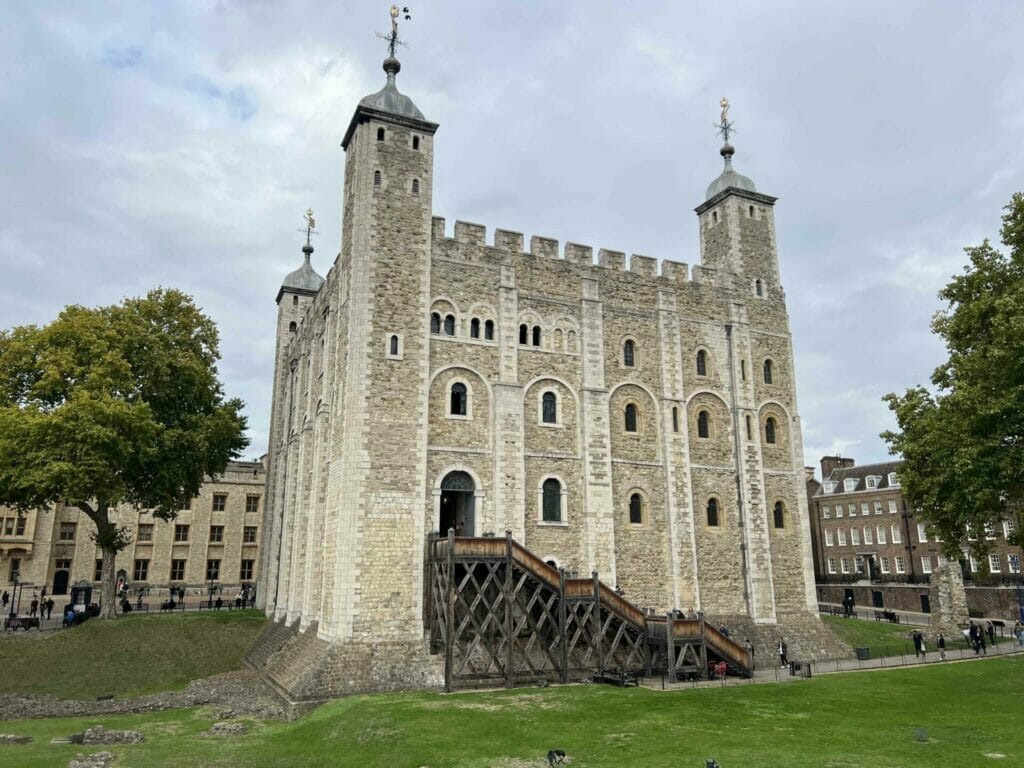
[725,324,753,616]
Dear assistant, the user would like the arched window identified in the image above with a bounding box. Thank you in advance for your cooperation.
[763,359,773,384]
[470,318,480,338]
[449,383,467,416]
[532,325,541,346]
[542,478,562,522]
[376,127,385,141]
[712,211,718,224]
[484,320,494,340]
[373,170,381,190]
[629,493,643,524]
[696,349,707,377]
[412,135,420,150]
[430,313,441,334]
[623,339,635,367]
[292,295,299,306]
[411,178,420,196]
[755,278,763,296]
[707,498,720,527]
[697,410,710,439]
[389,335,399,355]
[765,417,777,444]
[519,324,528,345]
[443,314,455,336]
[773,501,785,529]
[288,321,297,332]
[542,392,557,424]
[567,330,577,351]
[672,407,679,433]
[749,205,755,218]
[624,403,638,433]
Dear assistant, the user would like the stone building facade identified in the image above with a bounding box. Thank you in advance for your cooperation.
[256,50,820,694]
[0,460,265,602]
[806,456,1023,619]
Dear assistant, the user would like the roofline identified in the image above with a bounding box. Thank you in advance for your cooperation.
[275,285,320,304]
[694,187,778,215]
[341,104,440,150]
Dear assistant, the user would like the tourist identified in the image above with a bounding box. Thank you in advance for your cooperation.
[986,622,996,647]
[29,598,38,617]
[63,607,75,628]
[1,591,8,609]
[912,631,923,658]
[45,598,54,620]
[777,638,788,667]
[937,633,946,662]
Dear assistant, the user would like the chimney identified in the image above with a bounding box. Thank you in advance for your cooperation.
[804,466,817,483]
[820,455,855,479]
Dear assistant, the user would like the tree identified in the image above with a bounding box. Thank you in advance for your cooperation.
[0,289,248,617]
[883,193,1024,555]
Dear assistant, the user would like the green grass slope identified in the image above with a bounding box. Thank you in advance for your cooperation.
[4,656,1022,767]
[0,610,266,699]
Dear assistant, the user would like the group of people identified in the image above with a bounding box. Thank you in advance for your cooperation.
[967,622,994,655]
[912,631,946,661]
[2,588,56,621]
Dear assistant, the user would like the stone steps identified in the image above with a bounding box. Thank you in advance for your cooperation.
[703,613,852,666]
[243,618,299,670]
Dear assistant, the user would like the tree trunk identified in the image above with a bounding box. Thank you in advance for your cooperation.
[79,500,121,620]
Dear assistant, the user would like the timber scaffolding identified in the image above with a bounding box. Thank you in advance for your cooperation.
[426,531,753,691]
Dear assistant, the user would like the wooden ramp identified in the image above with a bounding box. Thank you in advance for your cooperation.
[425,532,752,690]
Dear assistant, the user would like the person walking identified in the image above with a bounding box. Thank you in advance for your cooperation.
[912,632,921,658]
[1,591,8,610]
[29,598,38,618]
[969,623,980,655]
[937,633,946,662]
[986,622,996,647]
[979,630,988,656]
[777,638,788,668]
[45,598,54,620]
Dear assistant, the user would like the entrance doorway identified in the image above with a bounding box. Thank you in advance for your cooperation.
[872,590,884,608]
[920,594,931,614]
[52,569,70,595]
[439,471,475,536]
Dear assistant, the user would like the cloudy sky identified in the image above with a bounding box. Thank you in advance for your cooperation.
[2,1,1022,475]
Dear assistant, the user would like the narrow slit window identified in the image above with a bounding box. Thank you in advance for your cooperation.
[389,335,399,355]
[749,205,755,218]
[373,170,381,190]
[765,417,777,444]
[773,501,785,529]
[412,135,420,150]
[672,407,679,433]
[411,178,420,195]
[376,127,385,141]
[707,498,719,527]
[697,410,710,439]
[696,349,707,376]
[623,339,635,367]
[763,359,773,384]
[745,414,752,440]
[629,494,643,524]
[755,278,763,296]
[624,404,638,433]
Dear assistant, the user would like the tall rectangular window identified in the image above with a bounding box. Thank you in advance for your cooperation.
[137,523,154,542]
[94,559,103,581]
[59,522,77,540]
[243,526,258,543]
[850,527,860,545]
[170,559,186,581]
[1004,518,1017,539]
[209,525,224,543]
[891,524,902,544]
[835,505,843,518]
[876,525,886,544]
[840,557,850,574]
[2,517,12,535]
[888,499,898,514]
[212,494,227,512]
[15,516,26,536]
[989,554,1002,573]
[206,559,221,580]
[8,557,21,581]
[825,530,834,546]
[860,502,869,516]
[239,559,254,581]
[134,559,149,581]
[174,524,190,542]
[920,556,932,574]
[880,556,890,574]
[874,501,883,515]
[245,495,260,514]
[895,556,906,574]
[848,504,856,517]
[822,505,831,519]
[827,558,836,574]
[837,529,846,546]
[863,526,873,545]
[1010,554,1021,574]
[917,523,927,543]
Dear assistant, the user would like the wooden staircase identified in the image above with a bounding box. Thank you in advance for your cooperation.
[426,531,752,690]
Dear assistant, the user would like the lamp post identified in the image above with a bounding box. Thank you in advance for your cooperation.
[207,578,217,609]
[10,570,19,616]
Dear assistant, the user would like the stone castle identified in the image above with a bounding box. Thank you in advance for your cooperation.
[255,41,819,695]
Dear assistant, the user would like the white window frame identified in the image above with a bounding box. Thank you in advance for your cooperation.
[840,557,850,574]
[822,505,831,519]
[874,501,883,515]
[848,504,857,517]
[880,556,891,574]
[888,472,899,486]
[827,557,837,574]
[1003,519,1016,538]
[937,554,948,568]
[917,523,928,543]
[824,481,837,493]
[1009,553,1021,574]
[837,529,846,546]
[825,529,834,546]
[983,523,996,540]
[989,553,1002,573]
[969,555,978,573]
[844,478,858,492]
[895,556,906,574]
[888,499,898,514]
[865,476,878,489]
[860,502,869,516]
[891,524,902,544]
[851,527,860,545]
[876,525,886,544]
[835,504,843,518]
[920,556,932,574]
[863,526,873,545]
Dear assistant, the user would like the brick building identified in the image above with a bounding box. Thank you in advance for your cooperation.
[0,460,265,604]
[256,40,821,697]
[807,456,1023,618]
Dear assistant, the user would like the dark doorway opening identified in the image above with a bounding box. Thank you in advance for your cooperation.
[920,593,931,614]
[52,569,70,595]
[439,471,475,536]
[872,590,884,608]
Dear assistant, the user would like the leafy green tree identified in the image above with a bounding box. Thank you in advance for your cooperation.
[0,289,248,617]
[883,193,1024,555]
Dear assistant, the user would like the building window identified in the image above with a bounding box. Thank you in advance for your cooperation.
[851,527,860,545]
[888,499,898,514]
[212,494,227,512]
[55,558,71,570]
[373,170,381,190]
[542,392,557,424]
[917,523,927,543]
[15,517,26,536]
[697,410,710,439]
[174,524,190,542]
[59,522,77,541]
[1009,554,1021,574]
[431,313,441,334]
[542,478,562,523]
[840,557,850,574]
[712,211,718,224]
[624,403,638,433]
[240,559,255,581]
[243,526,258,543]
[890,524,901,544]
[519,324,528,344]
[876,525,886,544]
[989,554,1002,573]
[741,359,746,380]
[376,127,385,141]
[8,558,21,582]
[443,315,455,336]
[137,523,154,542]
[825,529,834,546]
[470,318,480,338]
[763,359,773,384]
[874,501,883,515]
[390,334,400,355]
[880,557,890,574]
[209,525,224,543]
[822,505,831,519]
[484,320,494,340]
[672,407,679,433]
[749,205,755,218]
[827,557,837,574]
[206,559,221,581]
[629,493,644,525]
[412,135,420,150]
[755,278,763,296]
[835,504,843,518]
[411,178,420,195]
[866,476,877,489]
[863,526,873,545]
[244,495,260,515]
[764,417,777,444]
[94,559,104,582]
[134,559,149,582]
[844,478,858,492]
[696,349,707,376]
[848,503,856,517]
[968,555,978,573]
[706,498,720,527]
[983,522,996,539]
[623,339,635,367]
[888,472,899,486]
[449,382,468,416]
[532,325,541,346]
[745,414,752,440]
[895,556,906,574]
[773,502,785,529]
[837,529,846,546]
[860,502,869,516]
[921,556,932,574]
[2,517,12,536]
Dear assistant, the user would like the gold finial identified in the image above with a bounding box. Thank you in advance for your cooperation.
[716,97,734,144]
[300,209,318,248]
[305,208,316,231]
[379,6,411,58]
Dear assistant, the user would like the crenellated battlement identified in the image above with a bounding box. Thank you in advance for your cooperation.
[431,216,729,287]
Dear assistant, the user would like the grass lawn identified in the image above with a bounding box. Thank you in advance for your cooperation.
[3,656,1022,767]
[0,610,266,699]
[822,615,1009,656]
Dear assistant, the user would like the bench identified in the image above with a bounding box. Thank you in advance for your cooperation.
[594,668,641,687]
[4,616,40,631]
[874,610,900,623]
[818,604,843,616]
